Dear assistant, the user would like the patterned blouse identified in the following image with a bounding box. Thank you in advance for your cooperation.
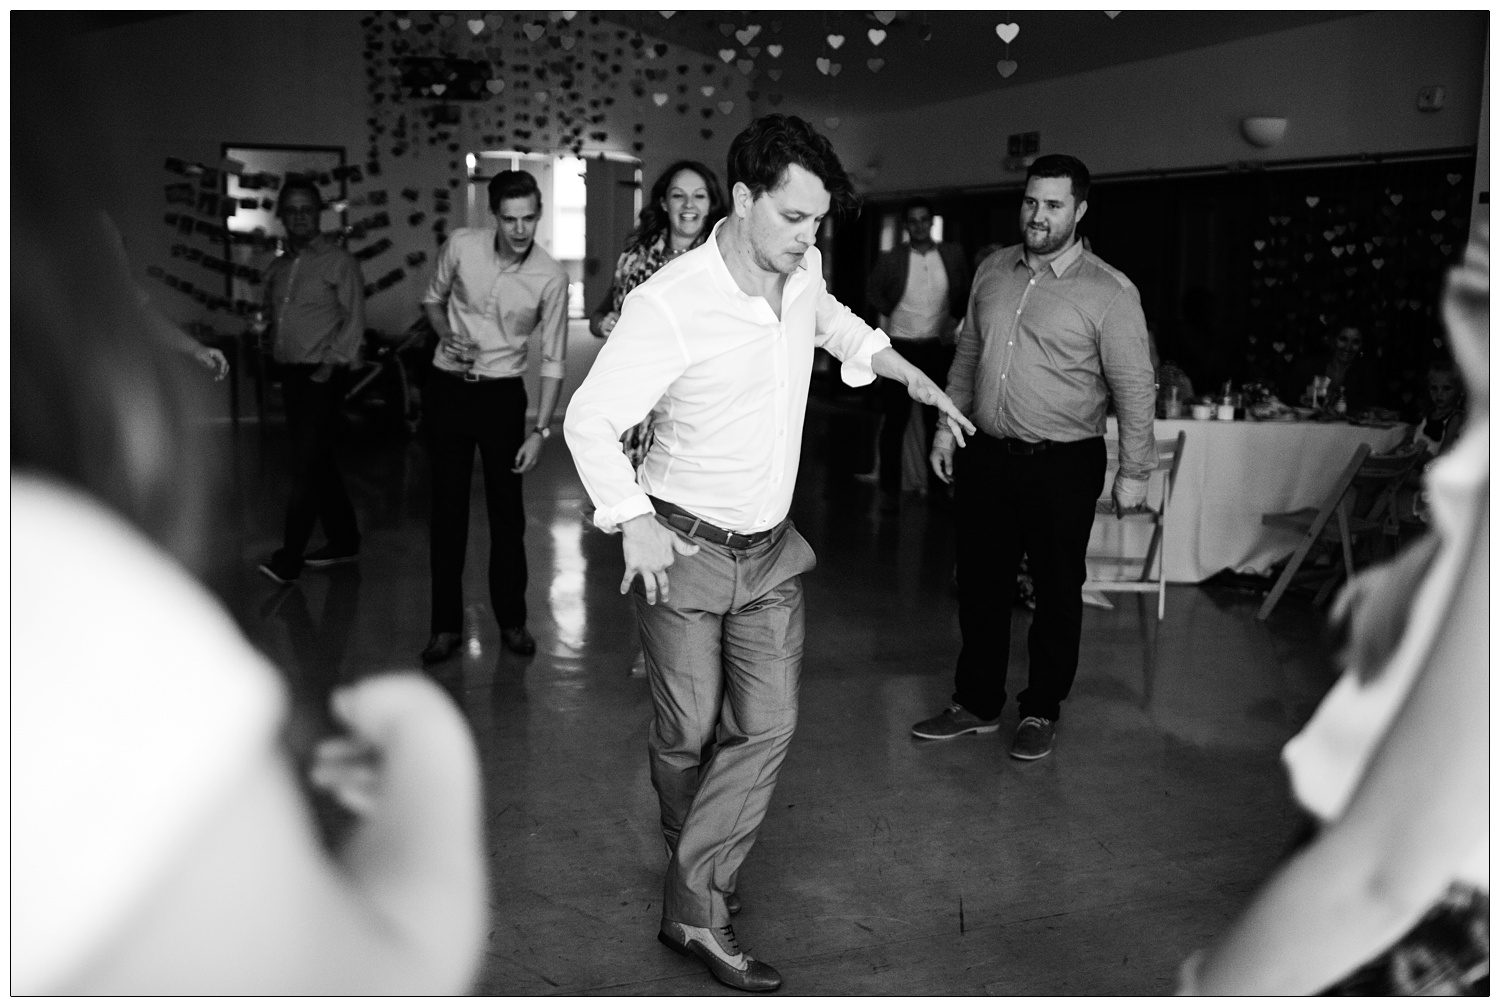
[605,230,701,468]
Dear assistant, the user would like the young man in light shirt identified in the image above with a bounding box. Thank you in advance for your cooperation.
[565,114,974,992]
[420,170,569,664]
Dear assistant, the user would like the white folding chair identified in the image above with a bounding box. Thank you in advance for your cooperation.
[1083,431,1187,620]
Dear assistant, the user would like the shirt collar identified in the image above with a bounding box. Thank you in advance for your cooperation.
[703,218,809,302]
[1013,237,1085,278]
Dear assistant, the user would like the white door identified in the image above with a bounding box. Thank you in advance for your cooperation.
[583,156,641,316]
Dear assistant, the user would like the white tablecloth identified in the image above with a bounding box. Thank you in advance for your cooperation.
[1090,417,1410,584]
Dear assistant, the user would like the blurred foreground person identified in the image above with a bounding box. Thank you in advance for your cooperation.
[11,118,486,994]
[1180,226,1489,995]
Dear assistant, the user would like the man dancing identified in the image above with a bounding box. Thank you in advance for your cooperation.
[565,115,973,992]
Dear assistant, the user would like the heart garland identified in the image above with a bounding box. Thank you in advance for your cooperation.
[995,21,1019,76]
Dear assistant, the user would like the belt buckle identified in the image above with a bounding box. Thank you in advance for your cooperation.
[462,370,482,383]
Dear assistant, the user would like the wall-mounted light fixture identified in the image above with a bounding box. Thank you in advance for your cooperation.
[1240,116,1288,148]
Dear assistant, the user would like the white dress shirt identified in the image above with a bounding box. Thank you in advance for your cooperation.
[423,228,570,380]
[888,247,950,342]
[564,221,892,535]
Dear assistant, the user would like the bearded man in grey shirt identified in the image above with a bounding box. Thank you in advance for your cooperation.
[912,154,1157,761]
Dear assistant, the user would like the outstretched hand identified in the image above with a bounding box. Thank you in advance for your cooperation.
[905,371,975,447]
[620,513,700,604]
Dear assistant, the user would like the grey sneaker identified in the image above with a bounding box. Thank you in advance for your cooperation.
[911,703,1002,740]
[1009,716,1055,760]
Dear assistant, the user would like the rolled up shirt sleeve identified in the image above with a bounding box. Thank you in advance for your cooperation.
[422,239,458,306]
[1099,286,1158,481]
[814,283,891,388]
[536,273,570,381]
[563,292,687,533]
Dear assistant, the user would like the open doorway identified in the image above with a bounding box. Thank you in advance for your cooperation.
[466,150,640,321]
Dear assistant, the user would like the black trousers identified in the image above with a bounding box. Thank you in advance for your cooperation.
[424,371,528,634]
[878,339,954,493]
[274,365,360,571]
[952,433,1105,722]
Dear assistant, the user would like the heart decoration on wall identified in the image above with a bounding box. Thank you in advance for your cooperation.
[816,56,831,74]
[867,58,884,72]
[996,59,1018,78]
[718,48,735,63]
[826,116,840,129]
[767,44,783,57]
[737,59,754,74]
[868,28,886,45]
[995,23,1019,43]
[1305,196,1319,207]
[701,85,715,96]
[487,79,506,94]
[653,92,669,106]
[718,100,734,114]
[467,19,484,35]
[736,25,760,45]
[523,22,545,41]
[396,17,411,30]
[874,11,896,25]
[768,69,782,80]
[826,34,844,49]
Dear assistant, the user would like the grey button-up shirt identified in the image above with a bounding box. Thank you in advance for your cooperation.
[263,235,366,367]
[946,239,1157,480]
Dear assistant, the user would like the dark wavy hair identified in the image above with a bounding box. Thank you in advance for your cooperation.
[726,113,859,220]
[488,169,542,213]
[629,160,727,250]
[1026,154,1091,204]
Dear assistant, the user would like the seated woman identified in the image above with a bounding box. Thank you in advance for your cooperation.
[1284,323,1382,414]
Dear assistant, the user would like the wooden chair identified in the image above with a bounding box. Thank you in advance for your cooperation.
[1255,445,1425,620]
[1083,431,1187,620]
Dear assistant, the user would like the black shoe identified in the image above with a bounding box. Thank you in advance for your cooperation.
[658,921,781,992]
[1009,716,1056,760]
[304,544,359,569]
[421,631,463,665]
[501,625,536,656]
[257,556,302,584]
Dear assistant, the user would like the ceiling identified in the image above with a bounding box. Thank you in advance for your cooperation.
[601,10,1363,114]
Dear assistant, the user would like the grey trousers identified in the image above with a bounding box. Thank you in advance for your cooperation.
[633,516,816,928]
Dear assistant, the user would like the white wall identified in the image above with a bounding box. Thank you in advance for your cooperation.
[59,11,750,336]
[779,11,1487,196]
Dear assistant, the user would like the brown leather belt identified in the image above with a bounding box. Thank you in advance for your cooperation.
[649,496,772,549]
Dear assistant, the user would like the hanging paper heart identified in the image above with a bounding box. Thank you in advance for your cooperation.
[1447,173,1462,185]
[816,56,831,74]
[737,59,754,74]
[1106,10,1121,17]
[1431,209,1447,221]
[1305,196,1319,207]
[768,68,782,81]
[1279,216,1292,225]
[828,62,842,76]
[767,44,783,57]
[700,85,715,96]
[868,28,886,45]
[826,34,845,49]
[1252,260,1263,269]
[1345,243,1355,254]
[718,22,735,36]
[1253,240,1265,250]
[660,10,675,18]
[826,116,840,129]
[996,59,1018,77]
[653,92,669,106]
[1344,266,1357,277]
[535,90,550,103]
[467,19,485,35]
[438,14,455,27]
[1331,246,1343,258]
[867,58,884,72]
[718,100,734,114]
[1303,252,1314,262]
[561,12,577,21]
[487,79,506,94]
[485,13,503,30]
[874,11,896,24]
[396,17,412,30]
[1389,193,1403,205]
[746,46,761,57]
[719,48,736,63]
[524,23,545,40]
[1272,342,1286,352]
[561,36,576,50]
[1441,243,1453,255]
[430,83,447,95]
[1363,242,1373,253]
[1431,233,1443,245]
[995,23,1019,43]
[736,25,760,45]
[1265,277,1278,286]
